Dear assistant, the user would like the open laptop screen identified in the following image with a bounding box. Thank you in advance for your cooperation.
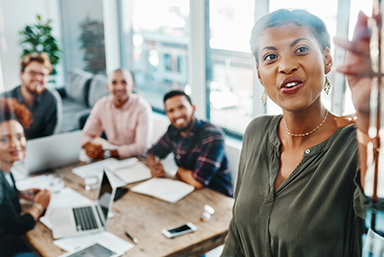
[97,171,113,220]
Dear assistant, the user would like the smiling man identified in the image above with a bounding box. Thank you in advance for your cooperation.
[2,52,57,139]
[146,90,233,197]
[81,68,152,159]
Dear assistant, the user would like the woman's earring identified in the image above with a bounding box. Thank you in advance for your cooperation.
[324,76,331,95]
[261,90,267,107]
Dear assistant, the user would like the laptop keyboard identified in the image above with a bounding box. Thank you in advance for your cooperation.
[73,206,99,231]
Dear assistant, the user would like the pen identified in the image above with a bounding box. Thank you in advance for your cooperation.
[125,230,139,244]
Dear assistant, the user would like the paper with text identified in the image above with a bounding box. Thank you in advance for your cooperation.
[106,158,152,184]
[72,159,125,187]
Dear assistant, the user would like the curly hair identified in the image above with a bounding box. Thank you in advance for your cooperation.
[0,98,33,129]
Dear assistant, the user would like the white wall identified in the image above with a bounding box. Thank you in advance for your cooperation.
[0,0,62,92]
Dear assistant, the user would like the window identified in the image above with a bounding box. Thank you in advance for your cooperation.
[208,0,256,135]
[60,0,106,76]
[343,0,373,115]
[123,0,190,111]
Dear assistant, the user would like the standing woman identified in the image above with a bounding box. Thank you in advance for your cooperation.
[222,9,372,257]
[0,98,51,257]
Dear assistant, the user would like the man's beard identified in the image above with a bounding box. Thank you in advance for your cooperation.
[25,82,45,95]
[177,116,195,132]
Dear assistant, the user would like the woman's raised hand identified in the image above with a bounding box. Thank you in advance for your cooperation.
[334,11,372,131]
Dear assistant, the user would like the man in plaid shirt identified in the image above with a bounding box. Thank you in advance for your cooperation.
[147,90,233,197]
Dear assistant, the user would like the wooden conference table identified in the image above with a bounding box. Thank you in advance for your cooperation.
[24,161,235,257]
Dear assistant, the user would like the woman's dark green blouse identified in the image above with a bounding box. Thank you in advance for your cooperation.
[222,115,366,257]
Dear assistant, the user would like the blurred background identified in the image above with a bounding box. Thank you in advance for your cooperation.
[0,0,372,138]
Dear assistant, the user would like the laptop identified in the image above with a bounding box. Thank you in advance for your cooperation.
[12,130,82,175]
[50,170,116,239]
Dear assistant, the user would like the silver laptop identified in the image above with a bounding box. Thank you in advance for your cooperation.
[50,170,116,239]
[13,130,82,174]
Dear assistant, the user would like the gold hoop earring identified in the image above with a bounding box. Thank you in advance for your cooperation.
[261,90,267,107]
[324,76,331,95]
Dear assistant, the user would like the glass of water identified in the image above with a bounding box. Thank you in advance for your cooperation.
[84,174,99,191]
[49,173,64,194]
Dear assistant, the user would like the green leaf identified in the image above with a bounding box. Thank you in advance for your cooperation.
[19,14,61,71]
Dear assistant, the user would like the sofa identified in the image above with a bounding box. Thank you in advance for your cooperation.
[56,68,109,133]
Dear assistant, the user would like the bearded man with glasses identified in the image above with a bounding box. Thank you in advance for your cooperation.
[2,52,58,139]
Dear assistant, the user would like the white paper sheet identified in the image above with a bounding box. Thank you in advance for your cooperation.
[72,159,125,187]
[131,178,194,203]
[72,159,119,178]
[16,175,52,190]
[106,158,152,184]
[40,187,93,229]
[364,228,384,255]
[54,231,134,253]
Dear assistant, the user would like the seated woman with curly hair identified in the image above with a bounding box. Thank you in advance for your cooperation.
[0,98,51,257]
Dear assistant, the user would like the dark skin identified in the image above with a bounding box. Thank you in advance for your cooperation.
[256,11,372,190]
[83,143,118,159]
[147,95,203,189]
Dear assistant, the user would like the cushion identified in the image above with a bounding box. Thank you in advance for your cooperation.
[65,68,93,105]
[87,74,109,107]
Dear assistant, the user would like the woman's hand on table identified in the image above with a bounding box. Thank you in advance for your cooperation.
[19,188,41,202]
[34,189,51,210]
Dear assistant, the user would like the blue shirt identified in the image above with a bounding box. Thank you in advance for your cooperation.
[148,119,233,197]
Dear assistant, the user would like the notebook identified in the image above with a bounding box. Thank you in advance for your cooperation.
[50,170,116,239]
[131,178,195,203]
[12,130,82,175]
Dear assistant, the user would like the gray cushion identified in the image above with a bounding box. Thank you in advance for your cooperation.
[88,74,109,107]
[65,68,93,104]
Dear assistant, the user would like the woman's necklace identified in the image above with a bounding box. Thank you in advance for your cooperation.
[283,110,329,137]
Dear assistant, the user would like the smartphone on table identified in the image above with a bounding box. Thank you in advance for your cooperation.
[162,222,197,238]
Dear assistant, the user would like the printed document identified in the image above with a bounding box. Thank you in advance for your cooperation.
[105,158,152,184]
[72,159,125,187]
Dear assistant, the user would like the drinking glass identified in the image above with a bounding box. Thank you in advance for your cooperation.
[49,173,64,194]
[84,174,99,191]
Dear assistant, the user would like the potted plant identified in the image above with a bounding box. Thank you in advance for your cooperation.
[79,16,106,75]
[19,15,61,75]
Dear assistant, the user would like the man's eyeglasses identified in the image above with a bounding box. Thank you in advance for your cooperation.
[24,69,49,78]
